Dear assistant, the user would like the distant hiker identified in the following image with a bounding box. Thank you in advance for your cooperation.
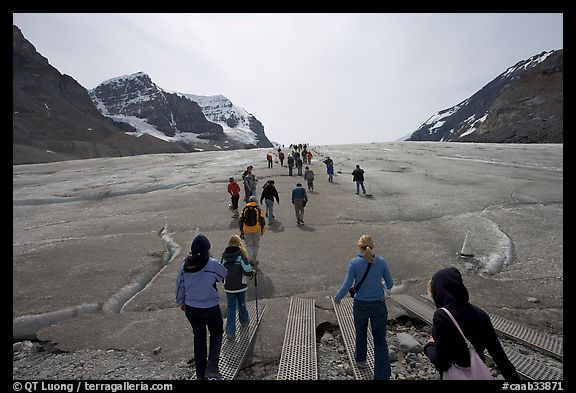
[220,234,255,340]
[334,235,394,380]
[227,177,241,218]
[245,171,258,199]
[242,165,253,202]
[266,152,273,168]
[260,180,280,224]
[303,166,315,191]
[307,150,313,164]
[424,267,521,381]
[302,147,308,164]
[352,164,366,195]
[175,234,227,380]
[278,150,285,167]
[291,183,308,225]
[323,156,334,183]
[287,154,295,176]
[295,155,304,176]
[239,196,266,267]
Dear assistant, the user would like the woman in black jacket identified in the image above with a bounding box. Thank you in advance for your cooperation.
[424,267,521,381]
[260,180,280,224]
[221,235,255,340]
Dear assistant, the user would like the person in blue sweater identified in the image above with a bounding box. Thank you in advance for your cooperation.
[291,183,308,225]
[334,235,394,380]
[220,235,255,340]
[175,234,227,380]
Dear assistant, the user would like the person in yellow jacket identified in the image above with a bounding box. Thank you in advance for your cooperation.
[239,196,266,267]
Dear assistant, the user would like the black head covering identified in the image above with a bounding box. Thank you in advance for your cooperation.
[430,267,469,308]
[190,234,211,257]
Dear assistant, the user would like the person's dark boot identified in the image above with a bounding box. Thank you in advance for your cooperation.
[205,369,223,380]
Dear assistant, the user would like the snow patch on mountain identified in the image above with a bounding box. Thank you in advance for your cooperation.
[97,72,154,89]
[174,92,259,145]
[105,114,205,143]
[502,51,554,77]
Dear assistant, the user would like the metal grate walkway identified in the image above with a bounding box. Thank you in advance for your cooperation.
[418,294,563,361]
[391,293,563,380]
[277,297,318,380]
[192,302,266,380]
[331,296,374,380]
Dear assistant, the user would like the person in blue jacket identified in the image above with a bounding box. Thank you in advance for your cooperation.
[291,183,308,225]
[334,235,394,380]
[175,234,227,380]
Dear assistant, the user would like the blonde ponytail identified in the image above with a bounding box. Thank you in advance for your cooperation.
[357,235,375,263]
[363,246,375,263]
[228,235,249,260]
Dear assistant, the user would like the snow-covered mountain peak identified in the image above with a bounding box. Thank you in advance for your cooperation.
[96,72,156,89]
[88,74,273,148]
[174,92,260,145]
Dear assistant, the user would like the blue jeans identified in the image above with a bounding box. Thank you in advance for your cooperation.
[185,305,224,379]
[226,292,249,336]
[355,181,366,194]
[353,299,391,380]
[264,198,275,220]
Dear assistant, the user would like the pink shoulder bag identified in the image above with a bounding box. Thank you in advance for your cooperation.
[440,307,494,380]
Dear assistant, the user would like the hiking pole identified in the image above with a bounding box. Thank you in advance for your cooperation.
[254,271,259,322]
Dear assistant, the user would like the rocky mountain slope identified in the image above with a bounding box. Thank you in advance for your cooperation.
[13,25,273,165]
[12,25,188,165]
[175,93,273,148]
[408,50,563,143]
[89,74,273,150]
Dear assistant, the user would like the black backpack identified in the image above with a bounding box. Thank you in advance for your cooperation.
[242,205,259,227]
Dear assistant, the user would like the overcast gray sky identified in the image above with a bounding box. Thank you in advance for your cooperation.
[12,13,563,145]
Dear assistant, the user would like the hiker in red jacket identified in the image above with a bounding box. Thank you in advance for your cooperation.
[266,152,273,168]
[227,177,241,218]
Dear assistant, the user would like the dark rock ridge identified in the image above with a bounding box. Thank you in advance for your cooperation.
[12,25,187,165]
[89,73,226,142]
[408,49,563,143]
[248,116,272,148]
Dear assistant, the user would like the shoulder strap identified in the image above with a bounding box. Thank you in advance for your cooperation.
[440,307,472,346]
[354,261,373,292]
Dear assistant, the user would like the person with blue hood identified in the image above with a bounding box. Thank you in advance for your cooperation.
[423,267,520,381]
[175,234,227,380]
